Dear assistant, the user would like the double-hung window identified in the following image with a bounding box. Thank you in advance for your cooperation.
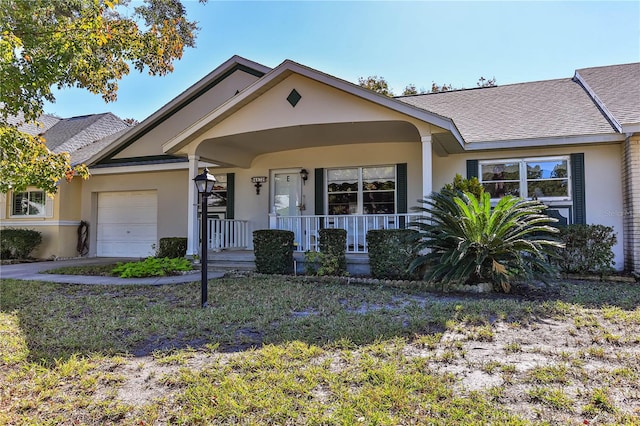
[480,156,571,201]
[327,166,396,215]
[11,190,47,217]
[206,174,227,209]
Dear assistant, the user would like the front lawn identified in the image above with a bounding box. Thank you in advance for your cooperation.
[42,263,119,276]
[1,276,639,424]
[42,257,193,278]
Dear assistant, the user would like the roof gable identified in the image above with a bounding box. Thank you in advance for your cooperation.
[162,59,462,156]
[43,113,129,155]
[90,55,271,166]
[574,63,640,131]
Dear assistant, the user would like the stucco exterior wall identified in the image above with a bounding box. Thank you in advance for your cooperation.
[55,180,82,221]
[33,224,79,259]
[81,169,189,256]
[432,143,626,269]
[193,74,434,143]
[1,181,83,259]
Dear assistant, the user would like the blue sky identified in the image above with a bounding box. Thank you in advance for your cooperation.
[44,1,640,122]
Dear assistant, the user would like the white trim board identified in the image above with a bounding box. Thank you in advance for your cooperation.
[0,220,81,227]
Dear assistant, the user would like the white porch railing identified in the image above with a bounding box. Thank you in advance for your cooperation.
[205,219,251,251]
[275,214,421,253]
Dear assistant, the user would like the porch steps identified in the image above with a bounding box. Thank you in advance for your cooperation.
[207,250,256,271]
[205,250,371,276]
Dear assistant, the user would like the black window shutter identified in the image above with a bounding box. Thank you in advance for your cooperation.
[314,168,324,215]
[571,153,586,225]
[397,163,407,214]
[226,173,235,219]
[466,159,479,180]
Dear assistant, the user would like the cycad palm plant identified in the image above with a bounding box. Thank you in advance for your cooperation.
[409,190,563,292]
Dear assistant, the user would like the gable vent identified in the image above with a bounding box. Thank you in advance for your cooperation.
[287,89,302,107]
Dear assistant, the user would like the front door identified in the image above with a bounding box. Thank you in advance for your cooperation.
[272,169,302,216]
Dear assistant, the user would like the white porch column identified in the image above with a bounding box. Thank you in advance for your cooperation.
[269,212,278,229]
[421,135,433,197]
[186,155,200,257]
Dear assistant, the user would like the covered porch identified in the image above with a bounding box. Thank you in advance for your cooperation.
[202,212,421,254]
[159,60,464,260]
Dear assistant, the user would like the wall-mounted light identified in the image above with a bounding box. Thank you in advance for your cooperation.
[300,168,309,185]
[251,176,267,195]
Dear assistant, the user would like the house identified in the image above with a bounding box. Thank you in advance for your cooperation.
[1,113,130,258]
[2,56,638,273]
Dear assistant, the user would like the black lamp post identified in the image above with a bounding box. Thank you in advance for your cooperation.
[193,167,217,308]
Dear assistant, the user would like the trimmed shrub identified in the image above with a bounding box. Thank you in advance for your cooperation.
[157,237,187,258]
[0,228,42,259]
[319,228,347,275]
[253,229,294,274]
[554,224,616,275]
[367,229,419,280]
[306,228,347,276]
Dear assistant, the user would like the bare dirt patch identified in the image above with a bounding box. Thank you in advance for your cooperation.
[101,304,640,424]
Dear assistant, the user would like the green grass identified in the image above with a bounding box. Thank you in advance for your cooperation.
[42,263,119,276]
[527,386,575,410]
[43,258,193,278]
[2,276,566,362]
[1,275,640,425]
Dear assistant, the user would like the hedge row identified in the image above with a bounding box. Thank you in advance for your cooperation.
[367,229,419,280]
[253,229,294,274]
[1,228,42,259]
[554,224,617,275]
[157,237,187,259]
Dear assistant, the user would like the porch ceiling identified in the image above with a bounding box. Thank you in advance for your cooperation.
[194,120,422,167]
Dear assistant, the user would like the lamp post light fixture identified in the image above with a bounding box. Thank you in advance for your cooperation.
[193,167,217,308]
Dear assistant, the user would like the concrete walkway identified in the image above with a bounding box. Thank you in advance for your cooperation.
[0,257,224,285]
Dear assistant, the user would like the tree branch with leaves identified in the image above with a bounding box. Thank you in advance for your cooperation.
[0,0,204,194]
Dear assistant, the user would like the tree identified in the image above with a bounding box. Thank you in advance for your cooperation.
[402,83,427,96]
[358,75,393,96]
[360,75,497,97]
[441,173,484,200]
[477,76,497,87]
[0,0,203,194]
[430,82,454,93]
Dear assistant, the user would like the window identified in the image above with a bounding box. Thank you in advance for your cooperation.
[206,174,227,209]
[11,190,47,216]
[327,166,396,215]
[480,157,570,201]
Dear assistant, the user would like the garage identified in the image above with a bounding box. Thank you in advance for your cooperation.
[96,191,158,257]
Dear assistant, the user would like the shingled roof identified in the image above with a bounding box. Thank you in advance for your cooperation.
[42,113,130,155]
[70,127,130,165]
[574,63,640,131]
[397,75,619,144]
[7,112,131,165]
[7,112,61,135]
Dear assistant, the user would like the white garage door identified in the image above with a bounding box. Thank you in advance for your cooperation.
[97,191,157,257]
